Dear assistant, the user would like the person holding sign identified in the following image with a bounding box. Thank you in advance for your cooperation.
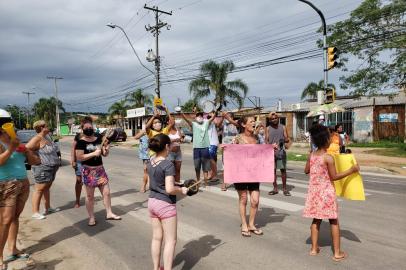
[181,111,215,187]
[225,116,277,237]
[303,124,359,262]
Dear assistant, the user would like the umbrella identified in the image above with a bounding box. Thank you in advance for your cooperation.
[306,103,345,117]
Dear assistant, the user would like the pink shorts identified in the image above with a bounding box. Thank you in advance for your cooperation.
[148,198,177,220]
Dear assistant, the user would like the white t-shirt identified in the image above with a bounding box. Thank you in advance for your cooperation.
[208,123,219,146]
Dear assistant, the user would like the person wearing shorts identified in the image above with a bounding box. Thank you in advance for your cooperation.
[168,125,184,183]
[0,127,40,268]
[181,111,215,187]
[207,113,223,181]
[75,118,121,226]
[27,120,61,220]
[71,131,84,208]
[147,134,187,270]
[135,129,150,193]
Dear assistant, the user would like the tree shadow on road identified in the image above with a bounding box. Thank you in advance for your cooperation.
[255,207,289,227]
[305,221,361,250]
[173,235,224,270]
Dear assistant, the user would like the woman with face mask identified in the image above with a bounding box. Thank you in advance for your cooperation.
[75,118,120,226]
[26,120,61,220]
[145,107,175,139]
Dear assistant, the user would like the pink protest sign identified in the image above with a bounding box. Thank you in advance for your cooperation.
[223,144,275,183]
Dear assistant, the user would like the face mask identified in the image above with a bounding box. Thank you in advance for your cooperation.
[153,123,162,130]
[196,117,203,123]
[83,128,94,136]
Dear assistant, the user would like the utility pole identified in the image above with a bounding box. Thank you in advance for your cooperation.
[22,91,35,128]
[47,76,63,136]
[298,0,327,105]
[144,4,172,98]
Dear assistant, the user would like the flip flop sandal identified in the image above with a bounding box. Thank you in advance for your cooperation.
[268,190,279,195]
[249,229,263,235]
[283,190,291,196]
[106,216,122,221]
[88,220,97,226]
[5,253,30,262]
[309,248,320,256]
[332,252,348,262]
[241,230,251,237]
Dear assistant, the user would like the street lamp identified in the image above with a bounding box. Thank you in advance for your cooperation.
[106,23,155,76]
[298,0,328,105]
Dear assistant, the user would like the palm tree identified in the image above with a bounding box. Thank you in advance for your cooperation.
[181,99,201,113]
[108,100,127,127]
[33,97,65,130]
[189,60,248,109]
[125,89,153,108]
[301,80,336,101]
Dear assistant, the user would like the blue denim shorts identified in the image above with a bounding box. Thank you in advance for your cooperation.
[193,148,211,172]
[208,145,218,160]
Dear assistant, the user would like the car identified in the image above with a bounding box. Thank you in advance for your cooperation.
[181,127,193,143]
[101,128,127,142]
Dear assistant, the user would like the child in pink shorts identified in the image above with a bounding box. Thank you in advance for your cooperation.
[147,134,187,270]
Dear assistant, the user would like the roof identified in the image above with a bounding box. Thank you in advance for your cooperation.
[269,92,406,113]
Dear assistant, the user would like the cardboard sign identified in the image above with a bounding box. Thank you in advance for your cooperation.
[223,144,275,183]
[333,154,365,200]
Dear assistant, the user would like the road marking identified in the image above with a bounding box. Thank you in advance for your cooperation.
[204,187,304,212]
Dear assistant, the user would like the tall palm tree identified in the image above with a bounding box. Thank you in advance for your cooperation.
[301,80,336,101]
[108,100,127,127]
[33,97,65,130]
[189,60,248,109]
[125,89,153,108]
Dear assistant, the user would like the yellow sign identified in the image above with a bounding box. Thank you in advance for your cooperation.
[333,154,365,201]
[153,97,163,107]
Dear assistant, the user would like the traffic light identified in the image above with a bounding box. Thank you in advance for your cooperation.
[325,88,335,104]
[327,47,338,70]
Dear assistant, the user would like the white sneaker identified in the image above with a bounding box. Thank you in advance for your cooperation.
[32,213,46,220]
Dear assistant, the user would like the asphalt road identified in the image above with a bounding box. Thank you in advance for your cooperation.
[34,142,406,270]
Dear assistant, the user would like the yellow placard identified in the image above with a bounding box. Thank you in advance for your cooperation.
[153,97,163,107]
[333,154,365,201]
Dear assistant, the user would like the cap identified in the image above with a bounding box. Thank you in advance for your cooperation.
[319,115,325,120]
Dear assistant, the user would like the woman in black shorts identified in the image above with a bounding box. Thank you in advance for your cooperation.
[231,116,277,237]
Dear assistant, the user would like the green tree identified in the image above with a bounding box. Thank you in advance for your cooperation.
[181,99,201,112]
[108,100,127,127]
[33,97,65,130]
[125,89,153,108]
[301,80,336,100]
[325,0,405,95]
[5,105,25,129]
[189,60,249,109]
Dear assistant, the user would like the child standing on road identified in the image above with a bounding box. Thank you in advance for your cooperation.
[147,134,187,270]
[303,124,359,261]
[134,129,149,193]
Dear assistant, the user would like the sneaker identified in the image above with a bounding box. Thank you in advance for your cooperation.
[32,213,46,220]
[43,207,61,215]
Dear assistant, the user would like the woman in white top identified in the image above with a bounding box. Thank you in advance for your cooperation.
[168,125,184,183]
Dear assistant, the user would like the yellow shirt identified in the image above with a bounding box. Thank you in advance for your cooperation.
[327,133,340,155]
[147,126,170,138]
[147,127,170,156]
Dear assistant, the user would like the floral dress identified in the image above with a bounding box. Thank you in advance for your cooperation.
[303,153,338,219]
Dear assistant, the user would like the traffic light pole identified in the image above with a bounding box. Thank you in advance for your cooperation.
[298,0,327,105]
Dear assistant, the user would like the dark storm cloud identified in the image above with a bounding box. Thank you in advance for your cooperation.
[0,0,362,112]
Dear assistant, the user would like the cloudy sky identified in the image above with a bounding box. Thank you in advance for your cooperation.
[0,0,363,113]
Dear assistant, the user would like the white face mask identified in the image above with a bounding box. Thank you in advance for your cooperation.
[196,117,204,123]
[153,122,162,130]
